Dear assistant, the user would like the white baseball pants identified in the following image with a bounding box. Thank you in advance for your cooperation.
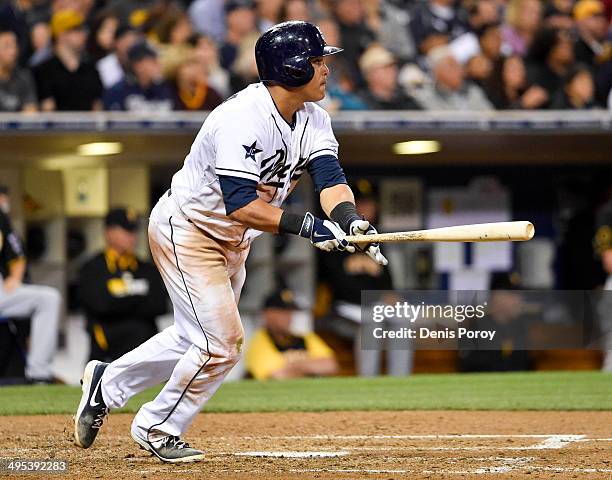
[0,283,61,379]
[101,192,249,441]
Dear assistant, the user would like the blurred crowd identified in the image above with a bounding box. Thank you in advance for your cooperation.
[0,0,611,113]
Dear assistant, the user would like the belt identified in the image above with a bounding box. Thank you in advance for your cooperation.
[165,187,250,253]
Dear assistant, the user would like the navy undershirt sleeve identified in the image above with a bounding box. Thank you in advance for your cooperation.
[307,155,347,194]
[218,175,259,215]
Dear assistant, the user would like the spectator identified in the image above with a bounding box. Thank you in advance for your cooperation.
[0,184,61,384]
[174,57,223,110]
[28,21,52,67]
[0,28,37,111]
[258,0,283,31]
[245,289,338,380]
[358,44,421,109]
[33,9,103,111]
[86,9,119,61]
[550,64,598,108]
[501,0,543,56]
[97,25,140,90]
[188,0,226,43]
[229,32,260,93]
[0,0,35,66]
[333,0,376,82]
[412,45,493,110]
[363,0,416,63]
[78,207,167,363]
[477,21,503,63]
[526,27,575,106]
[219,0,257,70]
[573,0,612,67]
[410,0,469,55]
[191,33,230,98]
[152,9,193,46]
[465,22,503,86]
[483,55,549,109]
[103,41,174,111]
[155,11,196,81]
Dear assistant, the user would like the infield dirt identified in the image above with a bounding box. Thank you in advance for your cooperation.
[1,411,611,479]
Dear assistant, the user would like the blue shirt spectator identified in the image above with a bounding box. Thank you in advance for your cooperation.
[103,41,174,112]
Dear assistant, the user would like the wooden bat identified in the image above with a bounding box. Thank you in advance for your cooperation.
[344,221,535,244]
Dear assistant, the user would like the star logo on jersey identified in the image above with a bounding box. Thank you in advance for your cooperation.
[243,141,262,162]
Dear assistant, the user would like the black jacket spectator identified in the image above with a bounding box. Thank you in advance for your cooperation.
[34,55,102,110]
[33,10,103,111]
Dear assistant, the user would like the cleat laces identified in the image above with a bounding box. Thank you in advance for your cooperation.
[92,408,109,429]
[164,436,189,449]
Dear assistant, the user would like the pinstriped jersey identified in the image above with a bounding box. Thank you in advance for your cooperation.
[170,82,339,246]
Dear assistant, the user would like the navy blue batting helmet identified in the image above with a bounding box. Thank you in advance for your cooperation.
[255,21,343,88]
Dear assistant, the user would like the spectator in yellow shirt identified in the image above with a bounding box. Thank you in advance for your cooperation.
[246,289,338,380]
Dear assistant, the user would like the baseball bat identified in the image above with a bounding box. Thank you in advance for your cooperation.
[344,221,535,244]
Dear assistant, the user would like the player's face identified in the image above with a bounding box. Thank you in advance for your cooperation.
[106,226,138,254]
[303,56,330,102]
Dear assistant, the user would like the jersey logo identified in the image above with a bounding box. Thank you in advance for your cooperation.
[243,141,262,162]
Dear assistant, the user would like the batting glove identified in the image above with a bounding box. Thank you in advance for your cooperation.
[348,219,388,266]
[299,212,355,253]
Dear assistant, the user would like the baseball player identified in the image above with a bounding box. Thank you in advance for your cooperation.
[0,185,61,383]
[74,21,387,463]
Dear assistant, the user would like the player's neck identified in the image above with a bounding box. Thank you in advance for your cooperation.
[266,85,304,125]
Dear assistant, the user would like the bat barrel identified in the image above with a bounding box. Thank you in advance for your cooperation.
[344,221,535,244]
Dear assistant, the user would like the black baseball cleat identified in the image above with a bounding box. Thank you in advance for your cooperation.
[131,431,205,463]
[74,360,109,448]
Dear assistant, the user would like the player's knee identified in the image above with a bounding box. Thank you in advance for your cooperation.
[215,335,244,365]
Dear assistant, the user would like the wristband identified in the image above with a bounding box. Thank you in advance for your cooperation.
[330,201,361,232]
[279,211,306,235]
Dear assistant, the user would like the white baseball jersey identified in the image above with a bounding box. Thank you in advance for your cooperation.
[170,82,339,247]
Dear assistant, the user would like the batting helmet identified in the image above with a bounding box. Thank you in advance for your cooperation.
[255,21,343,88]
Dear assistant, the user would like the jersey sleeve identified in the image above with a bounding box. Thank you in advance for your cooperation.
[305,108,346,193]
[213,112,264,183]
[306,108,339,162]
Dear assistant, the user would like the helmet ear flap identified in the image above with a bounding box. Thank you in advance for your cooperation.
[283,55,314,86]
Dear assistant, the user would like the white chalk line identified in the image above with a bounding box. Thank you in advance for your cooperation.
[235,451,350,458]
[223,433,599,441]
[289,466,612,475]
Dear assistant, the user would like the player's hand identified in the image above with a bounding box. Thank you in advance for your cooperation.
[348,219,388,266]
[299,212,355,253]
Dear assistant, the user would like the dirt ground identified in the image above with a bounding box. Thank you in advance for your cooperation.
[0,411,611,479]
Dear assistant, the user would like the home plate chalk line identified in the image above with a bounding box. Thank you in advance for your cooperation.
[152,433,607,476]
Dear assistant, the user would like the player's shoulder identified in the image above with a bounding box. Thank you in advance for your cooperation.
[207,83,271,131]
[302,101,332,127]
